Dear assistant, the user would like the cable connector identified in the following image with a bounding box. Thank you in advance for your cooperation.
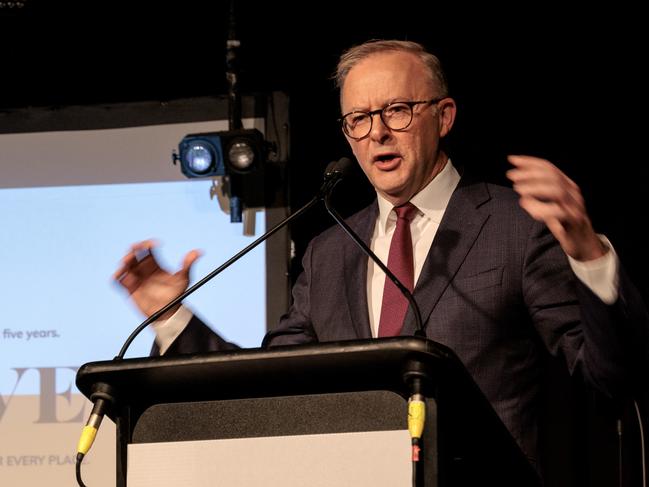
[408,393,426,440]
[75,385,115,486]
[77,398,107,456]
[78,391,113,456]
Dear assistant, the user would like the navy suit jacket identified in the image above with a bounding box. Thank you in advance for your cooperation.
[163,175,649,463]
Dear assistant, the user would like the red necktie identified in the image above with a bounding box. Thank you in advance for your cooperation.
[377,202,418,337]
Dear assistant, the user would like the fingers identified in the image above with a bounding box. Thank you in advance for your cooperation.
[114,240,202,289]
[178,249,202,279]
[517,196,583,229]
[506,155,586,221]
[130,239,159,260]
[507,155,577,193]
[115,272,141,294]
[506,155,605,260]
[113,239,161,284]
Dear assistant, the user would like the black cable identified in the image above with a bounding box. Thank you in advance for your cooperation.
[633,400,647,487]
[617,418,623,487]
[411,438,422,487]
[76,453,87,487]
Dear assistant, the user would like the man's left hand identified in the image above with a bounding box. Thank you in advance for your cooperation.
[507,155,607,262]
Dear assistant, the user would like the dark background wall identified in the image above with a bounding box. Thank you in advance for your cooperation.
[5,1,645,287]
[1,1,647,485]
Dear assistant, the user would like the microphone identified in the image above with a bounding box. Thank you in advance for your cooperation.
[322,160,426,338]
[323,156,354,179]
[323,157,428,485]
[75,158,351,485]
[324,157,426,485]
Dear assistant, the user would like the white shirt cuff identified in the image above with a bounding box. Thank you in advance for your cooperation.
[568,235,619,304]
[150,305,193,355]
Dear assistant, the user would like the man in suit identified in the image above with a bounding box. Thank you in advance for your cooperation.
[114,40,648,466]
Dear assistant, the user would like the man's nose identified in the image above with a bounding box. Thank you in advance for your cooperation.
[369,112,391,142]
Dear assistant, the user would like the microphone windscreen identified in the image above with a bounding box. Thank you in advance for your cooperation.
[324,157,354,179]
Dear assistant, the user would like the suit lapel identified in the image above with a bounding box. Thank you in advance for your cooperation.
[401,179,492,336]
[343,203,377,339]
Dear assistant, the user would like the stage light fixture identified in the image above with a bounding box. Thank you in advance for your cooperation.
[224,130,264,173]
[172,128,268,223]
[173,128,265,179]
[175,133,225,178]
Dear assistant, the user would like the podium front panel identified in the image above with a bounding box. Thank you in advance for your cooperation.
[127,391,438,487]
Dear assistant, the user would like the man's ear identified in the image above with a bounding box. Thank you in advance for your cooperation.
[438,98,457,138]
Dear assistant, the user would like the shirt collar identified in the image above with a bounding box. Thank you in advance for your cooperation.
[376,159,461,235]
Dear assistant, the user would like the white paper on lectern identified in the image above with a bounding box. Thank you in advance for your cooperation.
[128,429,411,487]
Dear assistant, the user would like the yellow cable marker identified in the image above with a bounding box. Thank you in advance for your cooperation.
[408,399,426,439]
[77,425,98,456]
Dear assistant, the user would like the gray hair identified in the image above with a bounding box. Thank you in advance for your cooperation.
[335,39,449,98]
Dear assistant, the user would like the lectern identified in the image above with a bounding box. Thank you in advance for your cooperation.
[76,336,540,486]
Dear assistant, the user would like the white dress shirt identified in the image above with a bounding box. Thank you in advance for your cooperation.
[368,159,460,337]
[368,160,618,337]
[154,159,619,351]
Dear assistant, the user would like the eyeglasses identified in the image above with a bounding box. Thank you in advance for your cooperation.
[340,97,445,140]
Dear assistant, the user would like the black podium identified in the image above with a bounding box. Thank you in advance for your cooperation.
[76,337,540,486]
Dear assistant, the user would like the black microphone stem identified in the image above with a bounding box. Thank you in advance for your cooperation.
[80,161,346,485]
[323,192,425,337]
[116,161,346,360]
[116,194,321,360]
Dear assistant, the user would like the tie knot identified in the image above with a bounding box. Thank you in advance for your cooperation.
[394,202,418,223]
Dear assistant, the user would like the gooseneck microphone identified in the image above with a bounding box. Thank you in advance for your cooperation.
[75,158,350,486]
[322,157,426,337]
[323,157,428,487]
[75,156,426,486]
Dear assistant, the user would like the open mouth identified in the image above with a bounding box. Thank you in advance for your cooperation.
[373,153,401,169]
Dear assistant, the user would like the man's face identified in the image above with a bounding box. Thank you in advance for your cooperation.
[341,51,455,206]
